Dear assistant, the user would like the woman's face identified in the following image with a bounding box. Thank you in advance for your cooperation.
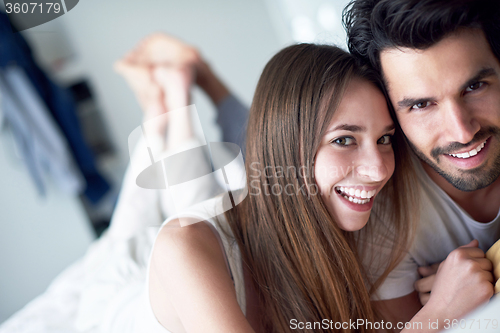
[314,78,395,231]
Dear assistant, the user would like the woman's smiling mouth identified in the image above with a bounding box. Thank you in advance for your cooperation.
[334,186,377,205]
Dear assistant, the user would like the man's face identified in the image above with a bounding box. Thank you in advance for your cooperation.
[380,29,500,191]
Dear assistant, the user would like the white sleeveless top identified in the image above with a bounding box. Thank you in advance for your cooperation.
[97,196,247,332]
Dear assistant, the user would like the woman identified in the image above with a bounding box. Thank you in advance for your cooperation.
[145,44,413,333]
[143,44,489,333]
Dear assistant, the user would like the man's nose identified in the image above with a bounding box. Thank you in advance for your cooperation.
[443,101,480,144]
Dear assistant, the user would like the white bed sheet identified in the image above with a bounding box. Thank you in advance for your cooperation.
[0,258,89,333]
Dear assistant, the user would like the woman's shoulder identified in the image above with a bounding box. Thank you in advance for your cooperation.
[152,192,241,263]
[151,193,234,266]
[149,217,253,332]
[152,218,225,268]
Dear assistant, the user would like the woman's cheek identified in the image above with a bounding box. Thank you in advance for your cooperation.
[314,153,350,194]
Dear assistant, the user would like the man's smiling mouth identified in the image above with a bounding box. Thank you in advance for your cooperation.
[447,139,487,159]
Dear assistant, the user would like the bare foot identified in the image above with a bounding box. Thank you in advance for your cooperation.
[114,55,168,121]
[153,66,196,150]
[121,32,230,106]
[153,65,193,110]
[133,33,201,69]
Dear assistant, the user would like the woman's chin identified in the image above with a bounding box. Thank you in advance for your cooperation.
[338,216,370,232]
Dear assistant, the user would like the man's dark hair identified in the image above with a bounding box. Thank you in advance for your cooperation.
[343,0,500,72]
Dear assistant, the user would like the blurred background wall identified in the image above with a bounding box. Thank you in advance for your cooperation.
[0,0,349,323]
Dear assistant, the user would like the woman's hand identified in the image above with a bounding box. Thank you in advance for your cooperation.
[396,240,494,332]
[414,262,440,306]
[419,240,494,329]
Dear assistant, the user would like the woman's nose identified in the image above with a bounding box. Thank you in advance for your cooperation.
[354,148,391,182]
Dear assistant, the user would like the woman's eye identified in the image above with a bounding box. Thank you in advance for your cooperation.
[378,134,393,145]
[465,82,484,92]
[411,101,431,110]
[332,137,355,146]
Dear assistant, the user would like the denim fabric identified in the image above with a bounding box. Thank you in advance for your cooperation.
[0,12,110,203]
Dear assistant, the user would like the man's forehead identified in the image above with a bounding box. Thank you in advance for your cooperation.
[379,47,438,96]
[379,29,498,95]
[379,47,421,90]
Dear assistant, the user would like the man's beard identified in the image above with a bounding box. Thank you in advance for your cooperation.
[408,127,500,192]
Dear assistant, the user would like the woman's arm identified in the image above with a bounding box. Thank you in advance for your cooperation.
[149,219,255,333]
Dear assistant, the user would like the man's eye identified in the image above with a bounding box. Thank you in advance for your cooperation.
[378,134,393,145]
[465,82,484,92]
[411,101,431,110]
[332,137,355,146]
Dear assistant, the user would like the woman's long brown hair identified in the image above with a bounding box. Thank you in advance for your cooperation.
[223,44,418,332]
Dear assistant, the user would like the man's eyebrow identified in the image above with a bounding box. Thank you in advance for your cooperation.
[395,68,497,112]
[460,67,497,91]
[397,97,435,111]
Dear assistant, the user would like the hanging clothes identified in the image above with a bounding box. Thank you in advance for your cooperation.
[0,11,110,203]
[0,66,85,195]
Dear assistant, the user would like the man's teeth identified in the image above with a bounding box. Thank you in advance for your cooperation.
[335,187,376,205]
[448,141,486,159]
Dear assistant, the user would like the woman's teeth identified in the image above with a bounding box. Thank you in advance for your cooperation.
[335,187,376,205]
[448,141,486,159]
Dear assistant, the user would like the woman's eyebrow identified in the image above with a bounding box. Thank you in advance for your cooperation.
[329,124,366,133]
[385,124,396,132]
[326,123,394,134]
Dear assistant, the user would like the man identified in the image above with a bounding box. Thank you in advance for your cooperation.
[343,0,500,327]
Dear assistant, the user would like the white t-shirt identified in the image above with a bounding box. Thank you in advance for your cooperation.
[369,156,500,300]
